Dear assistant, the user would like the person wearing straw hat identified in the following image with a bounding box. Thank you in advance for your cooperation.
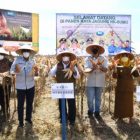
[0,47,12,119]
[10,45,38,128]
[50,51,80,126]
[84,44,108,118]
[112,50,139,123]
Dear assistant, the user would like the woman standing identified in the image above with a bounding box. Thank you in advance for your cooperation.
[112,51,139,123]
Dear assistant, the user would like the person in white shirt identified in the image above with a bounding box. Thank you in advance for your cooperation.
[10,45,38,128]
[84,44,108,118]
[50,51,80,126]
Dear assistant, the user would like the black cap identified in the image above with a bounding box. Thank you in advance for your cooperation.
[71,38,78,43]
[59,38,67,43]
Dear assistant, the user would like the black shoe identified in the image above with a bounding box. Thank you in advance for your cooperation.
[18,123,24,128]
[25,119,33,126]
[69,121,75,126]
[88,111,93,117]
[94,111,100,118]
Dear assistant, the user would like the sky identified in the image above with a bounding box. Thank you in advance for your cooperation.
[0,0,140,55]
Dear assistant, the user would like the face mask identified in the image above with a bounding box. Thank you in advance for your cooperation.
[62,56,70,62]
[23,52,30,58]
[121,56,129,63]
[92,48,98,54]
[0,54,4,60]
[120,56,130,67]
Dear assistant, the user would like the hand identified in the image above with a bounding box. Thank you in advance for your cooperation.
[89,58,97,69]
[97,59,104,65]
[0,72,8,77]
[2,72,9,77]
[70,60,77,71]
[99,66,107,72]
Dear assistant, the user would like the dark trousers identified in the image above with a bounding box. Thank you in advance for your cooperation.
[59,98,76,124]
[17,87,35,124]
[0,85,11,115]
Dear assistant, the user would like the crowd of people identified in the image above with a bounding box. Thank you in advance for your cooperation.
[0,41,140,131]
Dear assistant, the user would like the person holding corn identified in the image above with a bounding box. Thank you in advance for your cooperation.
[112,50,139,123]
[84,44,108,118]
[10,45,38,128]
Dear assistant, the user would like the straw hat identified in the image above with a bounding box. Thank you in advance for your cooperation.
[114,50,134,60]
[0,47,9,55]
[16,45,36,55]
[86,44,105,55]
[56,51,76,61]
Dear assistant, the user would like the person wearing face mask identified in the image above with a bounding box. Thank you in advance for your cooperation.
[10,45,38,128]
[112,50,139,123]
[0,47,12,119]
[84,44,108,118]
[50,51,80,127]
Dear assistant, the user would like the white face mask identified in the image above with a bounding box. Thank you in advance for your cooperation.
[0,54,4,60]
[23,52,30,58]
[62,56,70,62]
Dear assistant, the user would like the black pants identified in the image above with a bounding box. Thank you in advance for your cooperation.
[59,98,76,124]
[0,85,11,115]
[17,87,35,124]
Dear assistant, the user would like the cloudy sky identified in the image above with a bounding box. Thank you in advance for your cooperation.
[0,0,140,54]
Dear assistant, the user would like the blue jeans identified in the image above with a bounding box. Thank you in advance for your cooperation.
[86,87,103,113]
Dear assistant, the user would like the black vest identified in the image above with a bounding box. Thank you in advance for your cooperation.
[56,62,76,84]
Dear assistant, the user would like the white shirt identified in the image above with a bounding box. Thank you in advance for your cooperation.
[84,55,108,87]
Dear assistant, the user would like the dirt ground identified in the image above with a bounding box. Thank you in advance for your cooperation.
[1,76,140,140]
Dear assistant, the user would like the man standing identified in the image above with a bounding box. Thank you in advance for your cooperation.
[84,44,108,118]
[50,51,80,126]
[10,45,38,128]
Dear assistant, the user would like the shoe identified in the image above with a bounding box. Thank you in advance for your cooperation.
[94,111,100,118]
[69,122,75,126]
[18,122,24,128]
[25,120,33,126]
[88,111,93,117]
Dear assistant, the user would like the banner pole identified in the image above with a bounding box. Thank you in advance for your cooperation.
[61,99,67,140]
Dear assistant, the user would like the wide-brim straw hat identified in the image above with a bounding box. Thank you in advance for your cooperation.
[0,47,9,55]
[114,50,134,60]
[86,44,105,55]
[56,51,76,61]
[16,45,36,55]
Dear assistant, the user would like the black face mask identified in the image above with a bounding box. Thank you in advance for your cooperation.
[92,48,98,54]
